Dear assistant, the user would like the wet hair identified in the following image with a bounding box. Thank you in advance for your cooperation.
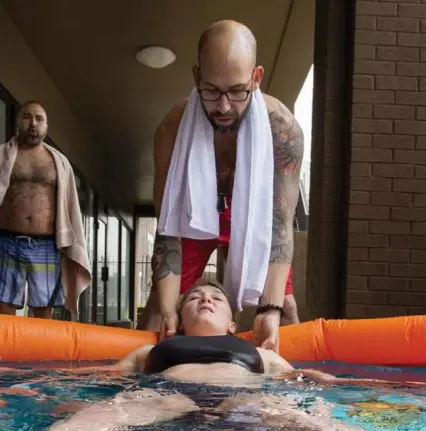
[177,278,233,335]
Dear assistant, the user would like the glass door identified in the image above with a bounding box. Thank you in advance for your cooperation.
[97,216,107,324]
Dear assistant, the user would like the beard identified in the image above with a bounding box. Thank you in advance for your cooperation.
[202,95,252,134]
[18,128,45,146]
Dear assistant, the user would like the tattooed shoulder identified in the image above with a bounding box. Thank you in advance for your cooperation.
[268,101,304,176]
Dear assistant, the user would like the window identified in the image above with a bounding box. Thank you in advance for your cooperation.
[120,225,131,320]
[107,215,120,322]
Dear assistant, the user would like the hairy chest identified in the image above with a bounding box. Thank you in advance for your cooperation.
[11,149,57,185]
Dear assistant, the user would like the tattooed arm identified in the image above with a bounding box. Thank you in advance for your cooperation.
[260,100,304,309]
[151,102,187,317]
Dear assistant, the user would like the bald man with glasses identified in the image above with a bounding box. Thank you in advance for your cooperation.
[140,20,303,351]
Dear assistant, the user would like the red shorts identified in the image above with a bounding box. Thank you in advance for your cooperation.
[154,196,294,295]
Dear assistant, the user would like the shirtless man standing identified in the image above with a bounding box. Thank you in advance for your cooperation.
[0,101,69,318]
[141,20,304,351]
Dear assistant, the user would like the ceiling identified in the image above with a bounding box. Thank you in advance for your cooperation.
[2,0,315,207]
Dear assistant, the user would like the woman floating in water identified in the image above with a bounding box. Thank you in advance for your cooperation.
[49,279,424,431]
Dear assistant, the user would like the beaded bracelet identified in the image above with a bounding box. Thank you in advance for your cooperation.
[256,304,285,319]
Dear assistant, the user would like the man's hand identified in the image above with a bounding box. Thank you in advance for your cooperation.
[159,311,179,341]
[252,312,281,352]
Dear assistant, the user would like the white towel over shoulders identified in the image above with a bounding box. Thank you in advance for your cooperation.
[158,88,273,311]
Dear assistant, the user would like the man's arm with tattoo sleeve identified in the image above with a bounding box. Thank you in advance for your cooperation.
[260,104,304,308]
[151,103,186,316]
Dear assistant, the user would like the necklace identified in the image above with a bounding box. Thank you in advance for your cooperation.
[216,157,236,213]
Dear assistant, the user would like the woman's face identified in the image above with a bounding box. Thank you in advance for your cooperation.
[180,285,237,336]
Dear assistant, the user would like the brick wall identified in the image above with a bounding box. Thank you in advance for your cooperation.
[346,0,426,318]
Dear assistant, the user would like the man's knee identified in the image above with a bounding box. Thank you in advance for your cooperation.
[0,302,17,315]
[282,294,299,325]
[31,307,53,319]
[137,290,162,331]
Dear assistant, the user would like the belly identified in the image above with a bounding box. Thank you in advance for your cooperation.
[0,182,56,235]
[161,363,264,388]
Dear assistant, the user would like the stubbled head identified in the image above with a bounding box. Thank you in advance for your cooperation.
[17,101,48,146]
[178,278,237,336]
[193,20,264,133]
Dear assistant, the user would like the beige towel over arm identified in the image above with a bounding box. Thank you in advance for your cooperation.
[0,138,92,316]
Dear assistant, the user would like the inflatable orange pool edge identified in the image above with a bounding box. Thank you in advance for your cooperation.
[1,315,426,366]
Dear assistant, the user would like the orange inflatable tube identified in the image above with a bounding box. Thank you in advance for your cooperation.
[1,315,425,366]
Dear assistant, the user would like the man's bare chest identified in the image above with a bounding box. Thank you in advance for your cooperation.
[11,149,57,185]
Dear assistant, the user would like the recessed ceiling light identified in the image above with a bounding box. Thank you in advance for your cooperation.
[136,46,176,69]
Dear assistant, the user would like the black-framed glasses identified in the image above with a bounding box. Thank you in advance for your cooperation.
[198,89,251,102]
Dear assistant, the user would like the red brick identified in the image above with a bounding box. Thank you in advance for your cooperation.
[370,220,411,234]
[353,89,395,104]
[371,192,412,206]
[350,204,390,220]
[390,235,426,249]
[350,162,371,176]
[355,45,376,60]
[350,191,371,205]
[377,46,419,62]
[394,150,426,165]
[353,75,375,90]
[413,222,426,235]
[396,62,426,77]
[364,305,408,318]
[375,76,418,91]
[394,121,426,136]
[411,250,426,263]
[418,137,426,149]
[399,4,426,18]
[356,15,376,30]
[348,220,370,233]
[355,60,395,75]
[373,134,415,149]
[352,103,373,118]
[355,30,396,45]
[411,279,426,292]
[348,233,389,247]
[348,262,388,276]
[353,133,372,148]
[345,304,366,318]
[393,178,426,193]
[374,104,415,119]
[378,17,419,32]
[351,177,391,191]
[416,166,426,178]
[373,164,414,178]
[352,118,393,134]
[346,290,387,304]
[414,194,426,207]
[369,277,409,291]
[392,208,426,221]
[347,275,368,290]
[390,264,426,278]
[369,248,410,263]
[352,148,392,162]
[396,91,426,105]
[398,33,426,48]
[347,247,368,261]
[388,292,426,306]
[357,1,397,16]
[417,107,426,120]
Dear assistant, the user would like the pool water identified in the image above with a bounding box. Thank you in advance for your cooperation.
[0,362,426,430]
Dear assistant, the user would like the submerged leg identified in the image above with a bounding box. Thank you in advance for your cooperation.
[216,392,367,431]
[48,388,199,431]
